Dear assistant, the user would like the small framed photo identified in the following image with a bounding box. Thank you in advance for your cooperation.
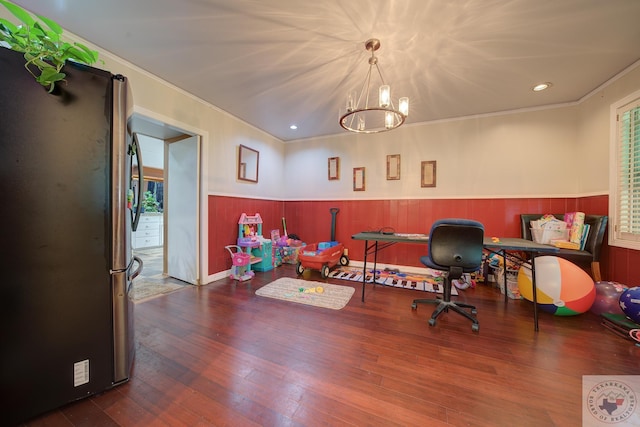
[421,161,436,188]
[328,157,340,180]
[353,167,365,191]
[386,154,400,180]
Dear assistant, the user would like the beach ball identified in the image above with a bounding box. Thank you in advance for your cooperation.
[590,281,627,316]
[517,256,595,316]
[619,287,640,324]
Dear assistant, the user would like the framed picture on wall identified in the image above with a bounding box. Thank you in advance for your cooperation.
[328,157,340,180]
[386,154,400,180]
[421,161,436,188]
[353,167,365,191]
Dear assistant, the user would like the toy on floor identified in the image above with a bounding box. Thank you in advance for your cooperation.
[517,256,595,316]
[225,245,254,281]
[296,207,349,278]
[237,213,273,272]
[299,286,324,294]
[590,281,627,316]
[619,287,640,324]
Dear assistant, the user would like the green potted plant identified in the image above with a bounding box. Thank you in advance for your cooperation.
[142,191,159,213]
[0,0,99,92]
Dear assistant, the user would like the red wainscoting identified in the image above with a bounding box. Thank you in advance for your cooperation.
[208,196,285,275]
[207,194,638,287]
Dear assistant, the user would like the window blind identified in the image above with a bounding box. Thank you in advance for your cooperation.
[616,99,640,241]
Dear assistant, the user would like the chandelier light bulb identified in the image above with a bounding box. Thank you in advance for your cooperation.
[379,85,390,108]
[385,111,394,129]
[347,91,357,112]
[399,97,409,116]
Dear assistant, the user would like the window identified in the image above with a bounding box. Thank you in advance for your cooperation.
[610,89,640,249]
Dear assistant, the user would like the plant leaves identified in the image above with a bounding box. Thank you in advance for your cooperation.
[0,17,18,33]
[1,0,99,90]
[38,67,64,81]
[65,45,96,64]
[73,43,99,63]
[33,21,59,43]
[36,14,62,35]
[0,0,35,27]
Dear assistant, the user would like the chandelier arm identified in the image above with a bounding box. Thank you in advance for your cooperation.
[374,62,387,86]
[363,65,373,109]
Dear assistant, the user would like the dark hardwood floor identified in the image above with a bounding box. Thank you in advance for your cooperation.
[20,265,639,426]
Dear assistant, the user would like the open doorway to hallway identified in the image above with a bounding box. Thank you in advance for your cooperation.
[129,113,202,286]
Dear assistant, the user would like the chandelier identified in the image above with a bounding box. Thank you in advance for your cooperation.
[339,38,409,134]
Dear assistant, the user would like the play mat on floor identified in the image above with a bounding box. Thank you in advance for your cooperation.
[328,266,469,295]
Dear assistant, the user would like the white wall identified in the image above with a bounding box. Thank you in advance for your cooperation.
[285,106,579,199]
[96,55,286,201]
[577,64,640,194]
[284,64,640,200]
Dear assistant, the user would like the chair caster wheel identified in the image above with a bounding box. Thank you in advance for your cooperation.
[472,324,479,332]
[428,318,436,327]
[411,303,417,310]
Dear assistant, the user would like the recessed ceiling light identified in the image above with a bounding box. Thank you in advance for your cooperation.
[532,82,553,92]
[290,124,298,130]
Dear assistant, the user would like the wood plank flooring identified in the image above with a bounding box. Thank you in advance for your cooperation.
[20,265,639,426]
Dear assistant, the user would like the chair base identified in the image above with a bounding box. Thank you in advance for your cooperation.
[412,297,479,332]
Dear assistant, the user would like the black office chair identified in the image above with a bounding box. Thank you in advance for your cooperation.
[411,218,485,332]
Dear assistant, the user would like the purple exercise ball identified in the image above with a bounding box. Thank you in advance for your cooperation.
[590,281,627,316]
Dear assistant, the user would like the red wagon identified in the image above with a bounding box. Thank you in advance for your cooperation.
[296,207,349,278]
[296,241,349,278]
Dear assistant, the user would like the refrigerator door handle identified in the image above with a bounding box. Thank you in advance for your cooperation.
[130,132,144,232]
[129,255,144,281]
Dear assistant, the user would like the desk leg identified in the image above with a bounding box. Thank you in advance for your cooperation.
[531,253,539,331]
[372,241,379,286]
[361,240,368,302]
[501,250,508,303]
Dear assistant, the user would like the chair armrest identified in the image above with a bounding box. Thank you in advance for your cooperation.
[584,215,607,261]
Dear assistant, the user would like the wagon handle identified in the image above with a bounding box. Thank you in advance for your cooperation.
[330,208,340,241]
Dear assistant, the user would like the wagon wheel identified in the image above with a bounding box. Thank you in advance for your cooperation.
[321,264,330,279]
[296,262,304,275]
[339,254,349,266]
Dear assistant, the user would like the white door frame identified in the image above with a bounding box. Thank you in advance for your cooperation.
[130,106,210,285]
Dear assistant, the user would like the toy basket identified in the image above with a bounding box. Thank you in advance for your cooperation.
[494,266,521,299]
[531,227,569,245]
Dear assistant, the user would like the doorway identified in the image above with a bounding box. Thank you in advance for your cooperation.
[129,113,202,286]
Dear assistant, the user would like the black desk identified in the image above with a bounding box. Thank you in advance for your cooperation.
[351,232,559,331]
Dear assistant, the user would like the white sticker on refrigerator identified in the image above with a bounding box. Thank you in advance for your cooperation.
[73,359,89,387]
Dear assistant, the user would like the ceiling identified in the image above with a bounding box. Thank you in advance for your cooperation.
[12,0,640,141]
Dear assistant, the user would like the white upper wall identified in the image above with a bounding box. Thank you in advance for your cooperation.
[101,55,286,201]
[577,65,640,195]
[285,105,580,199]
[285,64,640,200]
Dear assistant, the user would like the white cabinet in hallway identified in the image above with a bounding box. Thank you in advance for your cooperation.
[132,213,163,248]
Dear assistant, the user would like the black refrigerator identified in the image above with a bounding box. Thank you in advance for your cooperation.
[0,47,143,424]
